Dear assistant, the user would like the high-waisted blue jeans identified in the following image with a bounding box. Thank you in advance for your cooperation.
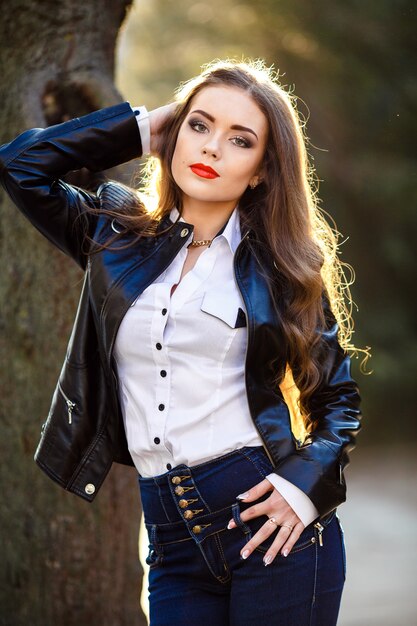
[138,446,346,626]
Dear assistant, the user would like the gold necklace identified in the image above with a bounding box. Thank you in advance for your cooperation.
[187,238,213,248]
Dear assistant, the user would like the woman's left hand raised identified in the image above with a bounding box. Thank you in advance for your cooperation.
[227,478,305,565]
[149,102,178,157]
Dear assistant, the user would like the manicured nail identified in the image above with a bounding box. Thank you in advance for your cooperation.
[282,549,289,557]
[263,554,273,566]
[241,550,250,560]
[237,492,249,500]
[227,520,236,530]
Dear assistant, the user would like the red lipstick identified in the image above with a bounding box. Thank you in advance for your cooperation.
[190,163,219,179]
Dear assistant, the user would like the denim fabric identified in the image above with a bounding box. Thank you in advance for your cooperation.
[139,446,346,626]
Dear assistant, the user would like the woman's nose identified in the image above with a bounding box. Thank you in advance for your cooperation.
[202,140,220,159]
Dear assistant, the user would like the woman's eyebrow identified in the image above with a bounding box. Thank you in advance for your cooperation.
[189,109,259,140]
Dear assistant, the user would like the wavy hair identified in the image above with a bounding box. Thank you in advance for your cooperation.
[89,59,368,439]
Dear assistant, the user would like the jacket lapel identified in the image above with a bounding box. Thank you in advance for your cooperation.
[234,238,296,460]
[88,187,193,367]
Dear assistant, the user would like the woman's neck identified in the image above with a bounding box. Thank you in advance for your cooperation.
[180,197,237,241]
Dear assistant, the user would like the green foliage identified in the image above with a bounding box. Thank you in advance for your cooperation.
[117,0,417,442]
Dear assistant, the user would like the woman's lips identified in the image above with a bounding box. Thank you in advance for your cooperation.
[189,163,219,179]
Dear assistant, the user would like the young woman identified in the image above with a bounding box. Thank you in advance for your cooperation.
[0,59,362,625]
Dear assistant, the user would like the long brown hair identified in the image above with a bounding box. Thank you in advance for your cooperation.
[89,59,367,437]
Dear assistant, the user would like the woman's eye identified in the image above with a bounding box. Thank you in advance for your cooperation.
[188,120,251,148]
[189,120,208,133]
[232,136,251,149]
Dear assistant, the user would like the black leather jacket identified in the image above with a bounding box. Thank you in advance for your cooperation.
[0,102,361,518]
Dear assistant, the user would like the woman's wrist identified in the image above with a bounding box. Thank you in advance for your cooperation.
[132,106,151,154]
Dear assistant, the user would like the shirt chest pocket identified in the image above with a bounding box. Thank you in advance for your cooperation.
[200,290,247,329]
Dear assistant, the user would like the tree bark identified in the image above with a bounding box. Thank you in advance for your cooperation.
[0,2,147,624]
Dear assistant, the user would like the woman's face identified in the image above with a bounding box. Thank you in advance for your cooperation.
[171,85,268,208]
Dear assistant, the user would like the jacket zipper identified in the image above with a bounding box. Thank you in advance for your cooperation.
[314,522,324,546]
[58,381,76,424]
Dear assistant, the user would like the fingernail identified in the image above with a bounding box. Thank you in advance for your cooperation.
[227,520,235,530]
[237,492,249,500]
[263,554,273,566]
[282,549,289,557]
[241,550,250,560]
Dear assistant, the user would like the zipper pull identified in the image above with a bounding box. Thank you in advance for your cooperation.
[314,522,324,547]
[66,400,75,424]
[58,381,76,424]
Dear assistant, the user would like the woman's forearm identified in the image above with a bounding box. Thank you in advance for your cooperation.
[0,102,143,267]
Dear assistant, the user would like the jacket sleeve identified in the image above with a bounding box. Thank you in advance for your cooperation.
[274,296,362,518]
[0,102,142,270]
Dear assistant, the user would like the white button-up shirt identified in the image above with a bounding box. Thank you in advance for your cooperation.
[114,106,319,527]
[114,206,263,470]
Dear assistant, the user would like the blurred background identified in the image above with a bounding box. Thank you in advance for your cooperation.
[0,1,415,624]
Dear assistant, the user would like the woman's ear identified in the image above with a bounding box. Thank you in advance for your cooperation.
[257,163,266,184]
[249,172,264,189]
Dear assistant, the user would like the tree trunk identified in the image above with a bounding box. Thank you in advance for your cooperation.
[0,2,147,624]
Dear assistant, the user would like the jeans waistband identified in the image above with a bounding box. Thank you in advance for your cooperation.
[139,446,337,548]
[138,446,274,542]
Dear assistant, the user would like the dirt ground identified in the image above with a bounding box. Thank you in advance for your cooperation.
[337,443,417,625]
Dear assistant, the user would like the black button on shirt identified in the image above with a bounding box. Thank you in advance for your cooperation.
[154,437,160,445]
[160,370,167,378]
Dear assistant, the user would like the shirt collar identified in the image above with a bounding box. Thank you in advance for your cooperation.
[169,206,242,254]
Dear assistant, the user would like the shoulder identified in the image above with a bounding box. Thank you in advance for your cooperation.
[96,180,144,215]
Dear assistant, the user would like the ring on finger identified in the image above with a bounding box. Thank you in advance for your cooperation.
[268,517,279,528]
[281,523,294,532]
